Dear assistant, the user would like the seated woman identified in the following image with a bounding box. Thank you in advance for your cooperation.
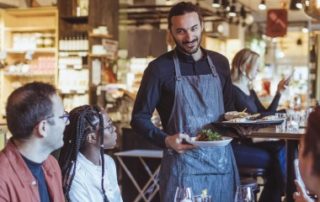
[230,48,287,202]
[294,106,320,202]
[59,105,122,202]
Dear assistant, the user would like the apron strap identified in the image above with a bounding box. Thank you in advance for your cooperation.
[206,54,219,77]
[174,50,218,79]
[173,51,182,81]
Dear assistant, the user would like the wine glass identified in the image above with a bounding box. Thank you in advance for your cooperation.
[234,185,255,202]
[174,187,193,202]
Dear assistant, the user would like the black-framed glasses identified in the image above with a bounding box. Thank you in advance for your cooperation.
[103,118,115,133]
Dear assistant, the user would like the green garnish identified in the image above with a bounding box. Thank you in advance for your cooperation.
[201,189,208,197]
[200,129,222,141]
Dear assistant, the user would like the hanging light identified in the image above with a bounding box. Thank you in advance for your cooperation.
[165,0,173,5]
[302,23,309,33]
[222,0,230,9]
[240,5,246,19]
[305,0,310,6]
[228,4,237,17]
[295,0,303,9]
[258,0,267,10]
[212,0,221,8]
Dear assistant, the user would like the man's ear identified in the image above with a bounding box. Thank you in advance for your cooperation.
[35,120,46,138]
[86,133,98,144]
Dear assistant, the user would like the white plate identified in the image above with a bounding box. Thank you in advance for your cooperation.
[187,136,233,147]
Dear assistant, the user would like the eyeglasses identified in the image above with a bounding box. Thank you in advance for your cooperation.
[59,111,70,124]
[103,118,115,133]
[104,124,115,132]
[46,111,69,124]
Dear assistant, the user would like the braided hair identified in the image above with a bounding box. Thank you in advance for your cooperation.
[59,105,109,202]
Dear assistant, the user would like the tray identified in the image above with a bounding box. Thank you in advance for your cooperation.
[212,118,284,128]
[186,136,233,147]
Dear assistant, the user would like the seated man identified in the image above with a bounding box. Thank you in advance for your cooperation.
[294,106,320,202]
[0,82,68,202]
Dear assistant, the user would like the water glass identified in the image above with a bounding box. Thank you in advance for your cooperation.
[303,107,314,127]
[174,187,193,202]
[275,113,287,132]
[234,185,255,202]
[194,195,212,202]
[286,113,300,132]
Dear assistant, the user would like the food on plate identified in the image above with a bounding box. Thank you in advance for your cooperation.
[224,111,261,122]
[201,189,208,197]
[196,129,222,141]
[224,111,248,121]
[246,113,261,120]
[261,115,277,120]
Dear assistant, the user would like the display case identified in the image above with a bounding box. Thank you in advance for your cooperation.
[0,7,58,118]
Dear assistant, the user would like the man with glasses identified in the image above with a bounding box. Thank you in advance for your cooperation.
[0,82,68,202]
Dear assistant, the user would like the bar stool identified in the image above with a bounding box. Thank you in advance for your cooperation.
[240,177,260,201]
[239,167,266,187]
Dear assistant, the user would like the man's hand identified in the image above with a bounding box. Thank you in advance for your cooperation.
[293,180,314,202]
[165,133,196,153]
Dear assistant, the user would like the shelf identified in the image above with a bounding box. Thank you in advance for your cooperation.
[88,53,115,60]
[59,90,88,95]
[89,33,113,39]
[61,16,88,24]
[59,50,88,57]
[4,72,55,77]
[6,48,56,54]
[5,27,55,32]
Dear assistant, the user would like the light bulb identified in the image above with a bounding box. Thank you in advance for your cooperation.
[258,0,267,10]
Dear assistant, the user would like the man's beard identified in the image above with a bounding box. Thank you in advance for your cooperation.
[173,36,201,55]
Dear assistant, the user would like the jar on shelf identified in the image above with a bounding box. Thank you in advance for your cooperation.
[43,33,54,48]
[36,33,44,48]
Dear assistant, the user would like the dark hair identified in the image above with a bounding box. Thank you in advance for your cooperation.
[58,105,109,202]
[303,106,320,176]
[5,82,56,139]
[167,1,203,30]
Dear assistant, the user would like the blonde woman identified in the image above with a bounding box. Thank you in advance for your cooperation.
[231,48,288,116]
[231,48,287,202]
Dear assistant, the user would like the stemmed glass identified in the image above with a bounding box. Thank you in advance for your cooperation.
[174,187,193,202]
[234,185,255,202]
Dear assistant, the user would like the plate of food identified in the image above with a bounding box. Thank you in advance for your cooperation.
[186,129,233,147]
[218,112,284,127]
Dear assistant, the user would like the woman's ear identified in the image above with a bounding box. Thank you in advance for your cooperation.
[86,132,98,144]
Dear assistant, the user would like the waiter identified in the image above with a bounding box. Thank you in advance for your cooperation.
[131,2,239,201]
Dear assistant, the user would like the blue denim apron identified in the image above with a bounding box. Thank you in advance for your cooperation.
[159,51,239,202]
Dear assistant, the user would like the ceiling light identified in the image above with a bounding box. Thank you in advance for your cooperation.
[295,0,303,9]
[165,0,173,5]
[212,0,221,8]
[240,5,246,18]
[302,24,309,33]
[228,5,237,17]
[258,0,267,10]
[244,13,254,25]
[305,0,310,6]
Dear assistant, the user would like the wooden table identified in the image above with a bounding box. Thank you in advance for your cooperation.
[249,127,304,202]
